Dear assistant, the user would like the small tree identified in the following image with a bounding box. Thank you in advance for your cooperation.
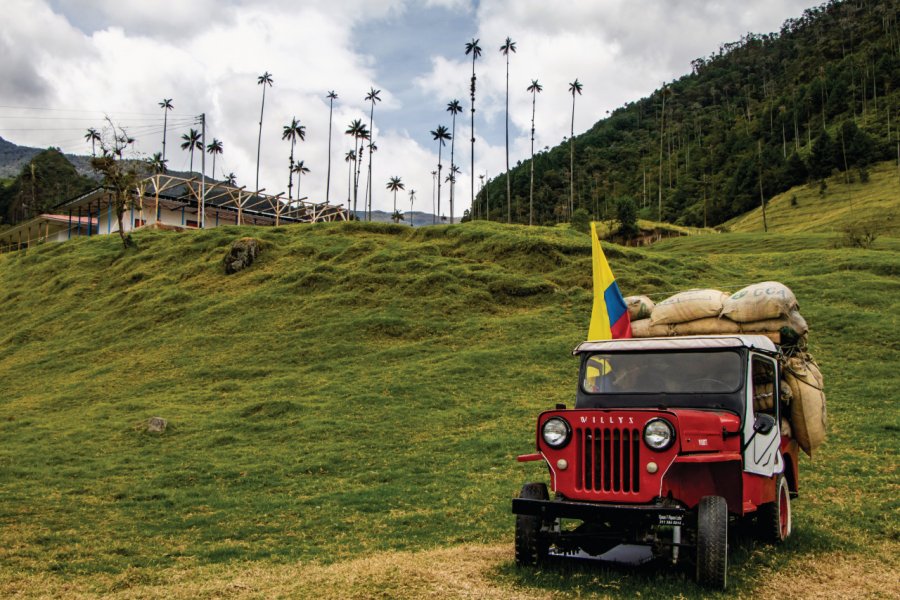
[615,197,639,240]
[90,120,145,248]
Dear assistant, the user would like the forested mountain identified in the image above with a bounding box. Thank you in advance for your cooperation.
[0,148,97,225]
[473,0,900,228]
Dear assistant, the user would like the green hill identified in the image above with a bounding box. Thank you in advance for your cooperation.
[726,159,900,235]
[476,0,900,229]
[0,222,897,598]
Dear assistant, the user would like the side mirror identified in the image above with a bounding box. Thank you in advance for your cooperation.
[753,413,776,435]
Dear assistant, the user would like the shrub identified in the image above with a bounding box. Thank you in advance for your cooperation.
[858,167,870,183]
[570,208,591,234]
[615,197,639,239]
[839,223,879,249]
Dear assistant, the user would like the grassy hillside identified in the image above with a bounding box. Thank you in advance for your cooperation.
[727,159,900,235]
[0,222,897,598]
[479,0,900,227]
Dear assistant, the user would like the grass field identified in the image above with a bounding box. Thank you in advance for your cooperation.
[728,159,900,236]
[0,219,898,598]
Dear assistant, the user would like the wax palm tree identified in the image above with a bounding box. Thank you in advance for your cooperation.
[345,119,368,215]
[325,91,338,204]
[568,78,583,219]
[225,172,237,186]
[159,98,173,162]
[255,71,274,192]
[447,164,461,188]
[282,117,306,199]
[465,38,482,221]
[84,127,100,157]
[364,87,382,220]
[446,99,463,223]
[386,175,405,217]
[181,128,202,173]
[344,150,356,208]
[500,37,516,223]
[292,160,310,199]
[148,152,168,174]
[431,125,451,223]
[408,189,415,227]
[206,138,223,179]
[526,79,542,225]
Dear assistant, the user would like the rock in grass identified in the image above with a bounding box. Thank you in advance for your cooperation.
[147,417,167,434]
[224,237,261,274]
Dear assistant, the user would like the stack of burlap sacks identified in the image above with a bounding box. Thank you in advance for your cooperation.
[626,282,826,456]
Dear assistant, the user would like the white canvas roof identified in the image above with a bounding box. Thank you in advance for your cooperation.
[573,335,779,355]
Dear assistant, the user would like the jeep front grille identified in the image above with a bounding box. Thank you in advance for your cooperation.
[575,426,641,494]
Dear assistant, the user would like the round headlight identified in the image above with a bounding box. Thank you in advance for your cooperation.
[542,417,571,448]
[643,418,675,451]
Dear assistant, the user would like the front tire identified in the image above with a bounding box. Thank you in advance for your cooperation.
[515,483,549,566]
[758,474,792,542]
[696,495,728,590]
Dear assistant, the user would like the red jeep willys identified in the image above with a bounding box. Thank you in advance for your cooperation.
[512,335,798,590]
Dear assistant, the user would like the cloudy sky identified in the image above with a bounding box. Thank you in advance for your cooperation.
[1,0,814,218]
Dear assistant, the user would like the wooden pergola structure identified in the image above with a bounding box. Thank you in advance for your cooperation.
[143,173,349,226]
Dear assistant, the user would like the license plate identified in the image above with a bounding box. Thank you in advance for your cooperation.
[658,514,683,526]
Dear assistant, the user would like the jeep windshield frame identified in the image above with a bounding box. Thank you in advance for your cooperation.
[575,348,748,415]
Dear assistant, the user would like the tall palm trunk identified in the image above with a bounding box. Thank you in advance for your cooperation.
[356,146,364,217]
[353,139,360,216]
[437,145,443,222]
[256,85,267,192]
[326,98,334,204]
[529,94,536,226]
[505,57,511,223]
[366,104,375,221]
[162,111,168,162]
[470,59,476,221]
[288,138,296,200]
[347,158,353,209]
[189,147,195,173]
[569,94,576,219]
[449,113,457,224]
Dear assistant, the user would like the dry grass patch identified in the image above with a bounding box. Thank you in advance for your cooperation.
[0,544,549,600]
[753,544,900,600]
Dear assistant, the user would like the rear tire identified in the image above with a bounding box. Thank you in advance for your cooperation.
[758,474,792,542]
[696,495,728,590]
[515,483,549,567]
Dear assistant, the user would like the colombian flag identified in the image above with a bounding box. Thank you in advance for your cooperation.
[588,222,632,340]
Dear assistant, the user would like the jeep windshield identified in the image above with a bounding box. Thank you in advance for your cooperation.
[576,349,746,413]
